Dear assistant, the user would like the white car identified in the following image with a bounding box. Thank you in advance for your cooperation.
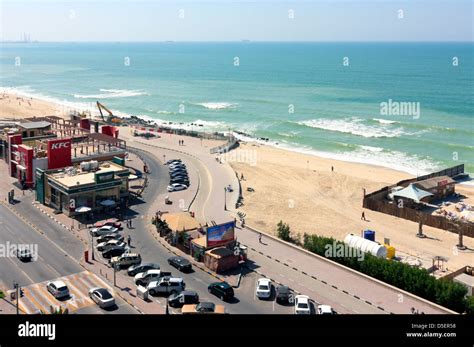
[90,225,119,237]
[96,239,126,252]
[88,287,115,308]
[295,295,311,314]
[134,269,170,286]
[167,183,188,192]
[255,278,272,299]
[46,280,70,299]
[147,277,185,296]
[317,304,334,315]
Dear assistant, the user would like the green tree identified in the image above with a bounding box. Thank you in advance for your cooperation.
[276,220,291,242]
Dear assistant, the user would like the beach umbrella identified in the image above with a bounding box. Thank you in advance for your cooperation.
[75,206,92,213]
[100,199,116,207]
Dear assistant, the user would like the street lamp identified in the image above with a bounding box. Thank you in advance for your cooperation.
[89,232,95,261]
[163,154,166,165]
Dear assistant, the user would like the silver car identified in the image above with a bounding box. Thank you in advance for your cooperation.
[88,287,115,308]
[46,280,70,299]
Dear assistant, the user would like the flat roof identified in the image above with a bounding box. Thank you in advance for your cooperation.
[454,273,474,287]
[19,121,51,129]
[48,161,128,188]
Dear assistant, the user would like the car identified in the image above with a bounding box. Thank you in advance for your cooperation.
[168,290,199,308]
[127,262,160,277]
[166,159,182,164]
[169,167,187,174]
[102,246,127,259]
[93,219,122,229]
[208,282,234,301]
[88,287,115,308]
[16,247,33,262]
[256,278,272,299]
[96,233,124,245]
[182,302,225,314]
[110,253,141,268]
[167,256,192,272]
[96,239,127,252]
[90,225,119,237]
[134,269,171,286]
[167,183,188,192]
[169,172,188,179]
[294,295,311,314]
[170,179,189,186]
[275,285,291,304]
[169,176,189,183]
[165,159,181,165]
[317,305,334,315]
[169,162,186,169]
[46,281,70,299]
[147,277,185,296]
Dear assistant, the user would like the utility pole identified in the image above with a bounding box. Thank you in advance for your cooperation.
[224,187,227,211]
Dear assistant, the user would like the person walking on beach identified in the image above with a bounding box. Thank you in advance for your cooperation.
[258,233,262,244]
[127,235,132,247]
[240,173,244,180]
[331,166,334,172]
[361,211,366,221]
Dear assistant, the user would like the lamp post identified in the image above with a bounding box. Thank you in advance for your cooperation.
[163,154,166,165]
[90,231,95,261]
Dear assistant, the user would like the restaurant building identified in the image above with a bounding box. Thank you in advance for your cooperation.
[35,160,130,216]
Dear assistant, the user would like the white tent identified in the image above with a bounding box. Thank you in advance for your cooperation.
[392,184,433,203]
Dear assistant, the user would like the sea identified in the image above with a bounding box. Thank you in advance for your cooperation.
[0,42,472,177]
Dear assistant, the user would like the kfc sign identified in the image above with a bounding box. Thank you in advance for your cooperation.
[47,138,72,169]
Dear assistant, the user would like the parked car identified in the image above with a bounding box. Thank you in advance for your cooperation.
[102,246,127,259]
[208,282,234,301]
[134,269,171,286]
[110,253,141,268]
[170,179,189,186]
[96,239,127,252]
[294,295,311,314]
[169,171,188,179]
[167,183,188,192]
[168,256,192,272]
[96,233,124,245]
[165,159,181,165]
[147,277,185,296]
[46,281,70,299]
[256,278,272,299]
[275,285,291,304]
[169,163,186,169]
[182,302,225,314]
[317,305,334,315]
[89,287,115,308]
[90,225,119,237]
[93,219,122,229]
[16,247,33,262]
[127,262,160,277]
[168,291,199,308]
[169,167,187,174]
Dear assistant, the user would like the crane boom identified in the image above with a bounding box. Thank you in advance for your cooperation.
[96,101,122,124]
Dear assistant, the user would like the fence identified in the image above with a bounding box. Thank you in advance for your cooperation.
[363,164,474,238]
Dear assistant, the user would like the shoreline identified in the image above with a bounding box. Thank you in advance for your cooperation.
[1,88,472,185]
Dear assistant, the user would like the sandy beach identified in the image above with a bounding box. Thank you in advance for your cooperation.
[0,91,61,120]
[2,91,473,271]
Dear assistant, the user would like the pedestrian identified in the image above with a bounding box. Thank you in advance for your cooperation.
[129,219,132,228]
[241,173,244,180]
[361,211,366,221]
[127,235,131,247]
[331,166,334,172]
[258,233,262,244]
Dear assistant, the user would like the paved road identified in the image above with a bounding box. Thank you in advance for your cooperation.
[0,203,137,314]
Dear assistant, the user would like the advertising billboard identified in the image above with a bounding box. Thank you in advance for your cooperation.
[206,221,235,248]
[17,145,34,186]
[47,138,72,169]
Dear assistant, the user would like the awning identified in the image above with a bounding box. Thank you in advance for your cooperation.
[393,184,433,203]
[100,199,116,207]
[162,212,201,232]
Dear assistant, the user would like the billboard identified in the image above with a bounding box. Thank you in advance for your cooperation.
[17,145,34,185]
[47,138,72,169]
[206,221,235,248]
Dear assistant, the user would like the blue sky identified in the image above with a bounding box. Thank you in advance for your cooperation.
[0,1,472,42]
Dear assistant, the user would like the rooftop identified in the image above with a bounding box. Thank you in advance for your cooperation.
[19,121,51,130]
[415,175,456,190]
[48,161,128,188]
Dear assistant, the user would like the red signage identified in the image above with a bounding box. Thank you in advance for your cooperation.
[17,145,34,185]
[47,138,72,169]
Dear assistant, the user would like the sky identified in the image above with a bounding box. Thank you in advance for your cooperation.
[0,0,472,42]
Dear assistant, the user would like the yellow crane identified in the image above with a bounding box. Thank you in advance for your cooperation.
[96,101,122,124]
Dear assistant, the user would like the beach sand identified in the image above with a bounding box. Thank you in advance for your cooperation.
[229,142,474,271]
[2,91,472,271]
[0,91,61,120]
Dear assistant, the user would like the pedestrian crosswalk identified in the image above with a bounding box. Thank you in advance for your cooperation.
[9,271,115,314]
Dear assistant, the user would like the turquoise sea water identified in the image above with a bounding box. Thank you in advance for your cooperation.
[0,42,473,176]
